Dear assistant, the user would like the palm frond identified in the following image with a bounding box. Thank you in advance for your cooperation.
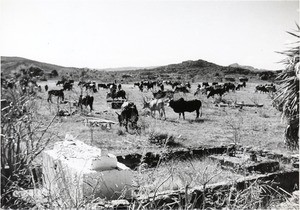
[274,24,299,149]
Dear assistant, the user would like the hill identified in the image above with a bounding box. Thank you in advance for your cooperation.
[1,56,83,76]
[1,56,279,82]
[228,63,277,72]
[117,59,262,82]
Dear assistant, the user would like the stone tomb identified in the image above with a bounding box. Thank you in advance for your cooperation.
[42,136,133,204]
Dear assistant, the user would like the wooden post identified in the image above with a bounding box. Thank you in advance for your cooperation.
[90,125,94,145]
[69,95,71,114]
[57,97,60,115]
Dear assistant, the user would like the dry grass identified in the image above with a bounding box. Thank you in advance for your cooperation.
[134,158,244,194]
[35,80,293,157]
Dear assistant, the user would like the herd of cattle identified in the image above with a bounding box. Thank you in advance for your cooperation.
[1,76,278,132]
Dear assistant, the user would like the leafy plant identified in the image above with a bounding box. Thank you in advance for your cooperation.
[274,24,299,149]
[1,81,56,208]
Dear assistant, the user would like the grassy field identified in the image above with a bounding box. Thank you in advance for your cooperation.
[36,80,292,158]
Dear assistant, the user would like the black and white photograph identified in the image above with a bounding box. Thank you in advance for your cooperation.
[1,0,299,209]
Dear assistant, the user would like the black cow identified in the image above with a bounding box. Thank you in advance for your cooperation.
[79,81,97,92]
[106,90,126,99]
[239,77,249,82]
[172,81,182,89]
[185,82,191,89]
[153,90,167,99]
[207,87,226,98]
[160,84,164,91]
[45,85,48,92]
[107,83,117,89]
[212,82,218,86]
[56,80,65,86]
[236,84,243,90]
[134,82,140,87]
[255,85,268,93]
[169,98,202,120]
[118,84,122,90]
[202,82,209,87]
[98,83,108,89]
[63,82,73,91]
[236,82,246,90]
[115,102,139,132]
[174,86,189,93]
[146,82,154,91]
[47,89,64,103]
[223,82,236,92]
[138,84,144,92]
[78,95,94,111]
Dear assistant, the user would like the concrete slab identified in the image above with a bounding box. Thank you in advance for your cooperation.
[42,137,133,205]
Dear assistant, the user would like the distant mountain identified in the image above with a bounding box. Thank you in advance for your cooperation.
[98,66,158,72]
[1,56,279,81]
[228,63,275,72]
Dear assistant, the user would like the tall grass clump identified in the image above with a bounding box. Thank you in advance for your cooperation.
[1,85,56,208]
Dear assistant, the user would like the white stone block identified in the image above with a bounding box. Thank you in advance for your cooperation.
[42,139,133,205]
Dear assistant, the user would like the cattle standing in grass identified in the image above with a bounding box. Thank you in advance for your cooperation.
[134,82,140,87]
[106,90,126,99]
[160,84,164,91]
[138,84,144,92]
[239,77,249,82]
[143,98,166,119]
[98,83,108,89]
[236,84,243,90]
[171,81,181,89]
[78,95,94,111]
[194,86,207,96]
[47,89,64,103]
[185,82,191,89]
[146,82,154,91]
[174,86,189,93]
[265,84,276,93]
[169,98,202,120]
[255,85,268,93]
[63,82,73,91]
[153,90,167,99]
[223,82,236,92]
[45,85,48,92]
[56,80,65,86]
[116,102,139,132]
[202,82,209,87]
[207,86,226,98]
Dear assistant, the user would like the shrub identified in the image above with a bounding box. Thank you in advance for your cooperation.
[1,86,56,208]
[148,130,175,146]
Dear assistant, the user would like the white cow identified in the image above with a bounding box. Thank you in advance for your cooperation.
[142,98,166,119]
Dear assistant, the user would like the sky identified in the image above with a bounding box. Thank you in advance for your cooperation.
[0,0,299,70]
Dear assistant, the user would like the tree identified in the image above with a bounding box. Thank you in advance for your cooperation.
[28,66,44,77]
[274,24,299,149]
[51,70,58,77]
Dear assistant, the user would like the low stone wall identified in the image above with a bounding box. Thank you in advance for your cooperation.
[137,170,299,209]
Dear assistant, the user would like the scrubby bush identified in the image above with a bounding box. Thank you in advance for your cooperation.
[1,85,56,208]
[148,130,175,146]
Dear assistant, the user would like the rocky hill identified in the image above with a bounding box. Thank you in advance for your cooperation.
[1,56,279,82]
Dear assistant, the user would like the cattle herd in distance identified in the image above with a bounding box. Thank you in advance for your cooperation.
[1,75,278,132]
